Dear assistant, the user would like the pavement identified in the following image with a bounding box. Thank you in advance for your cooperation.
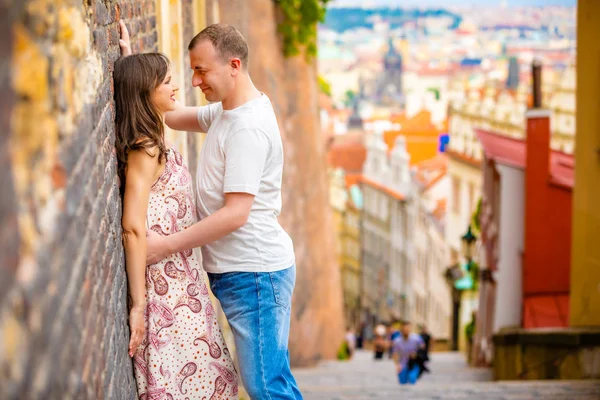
[292,350,600,400]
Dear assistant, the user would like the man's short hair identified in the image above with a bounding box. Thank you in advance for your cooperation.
[188,24,249,69]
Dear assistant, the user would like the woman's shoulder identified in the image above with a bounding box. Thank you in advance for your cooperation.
[126,145,164,178]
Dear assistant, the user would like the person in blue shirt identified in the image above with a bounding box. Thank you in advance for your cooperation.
[392,321,425,385]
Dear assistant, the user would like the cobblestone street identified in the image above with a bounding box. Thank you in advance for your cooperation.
[293,350,600,399]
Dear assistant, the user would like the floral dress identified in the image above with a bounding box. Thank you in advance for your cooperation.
[133,147,238,400]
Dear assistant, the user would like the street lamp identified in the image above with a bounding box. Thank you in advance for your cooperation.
[445,225,477,352]
[461,225,477,265]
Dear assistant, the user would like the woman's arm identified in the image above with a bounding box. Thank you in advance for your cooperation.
[121,148,160,356]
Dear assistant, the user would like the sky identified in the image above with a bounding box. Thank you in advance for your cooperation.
[329,0,577,7]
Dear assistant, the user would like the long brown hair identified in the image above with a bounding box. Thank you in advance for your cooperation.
[114,53,170,187]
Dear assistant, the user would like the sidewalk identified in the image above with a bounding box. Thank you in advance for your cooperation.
[292,349,600,399]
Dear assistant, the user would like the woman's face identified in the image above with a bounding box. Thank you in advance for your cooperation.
[151,67,178,114]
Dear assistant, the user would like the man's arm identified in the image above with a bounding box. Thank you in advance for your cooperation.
[391,344,402,373]
[146,127,268,264]
[118,20,205,133]
[146,192,253,264]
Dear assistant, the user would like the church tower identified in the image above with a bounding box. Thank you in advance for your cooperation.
[378,36,404,107]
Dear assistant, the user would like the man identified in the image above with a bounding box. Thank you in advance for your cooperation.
[121,22,302,399]
[392,321,425,385]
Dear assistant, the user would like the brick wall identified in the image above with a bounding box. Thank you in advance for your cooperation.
[1,0,345,398]
[0,0,20,309]
[0,0,186,398]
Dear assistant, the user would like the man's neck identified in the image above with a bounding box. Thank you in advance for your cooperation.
[221,74,262,110]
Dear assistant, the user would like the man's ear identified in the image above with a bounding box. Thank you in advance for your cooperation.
[230,58,242,76]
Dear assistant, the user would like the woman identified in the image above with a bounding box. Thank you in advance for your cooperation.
[114,52,238,399]
[373,324,388,360]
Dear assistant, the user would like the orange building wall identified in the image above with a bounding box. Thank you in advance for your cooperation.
[384,110,443,165]
[523,114,571,328]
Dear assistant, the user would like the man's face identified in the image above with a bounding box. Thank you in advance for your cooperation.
[189,40,235,102]
[401,323,411,336]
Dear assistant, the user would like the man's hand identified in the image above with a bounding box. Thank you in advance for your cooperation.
[146,229,170,265]
[395,363,402,374]
[119,20,132,56]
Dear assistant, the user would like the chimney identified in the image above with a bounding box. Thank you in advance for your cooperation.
[532,59,542,108]
[525,108,552,208]
[527,58,551,182]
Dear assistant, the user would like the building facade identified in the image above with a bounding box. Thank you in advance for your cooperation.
[341,189,363,330]
[361,132,451,341]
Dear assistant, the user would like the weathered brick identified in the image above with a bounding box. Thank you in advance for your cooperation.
[95,0,111,26]
[0,0,20,306]
[93,27,108,53]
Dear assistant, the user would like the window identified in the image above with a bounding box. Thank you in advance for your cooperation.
[452,176,461,214]
[468,182,475,213]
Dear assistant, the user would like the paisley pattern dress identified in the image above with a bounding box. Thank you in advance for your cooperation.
[133,147,238,400]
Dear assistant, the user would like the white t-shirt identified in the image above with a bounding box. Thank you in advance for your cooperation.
[195,94,295,273]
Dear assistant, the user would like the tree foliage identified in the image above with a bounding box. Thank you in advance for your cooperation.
[275,0,330,59]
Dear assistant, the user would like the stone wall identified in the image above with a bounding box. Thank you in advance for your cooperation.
[0,0,172,398]
[0,0,344,398]
[493,328,600,380]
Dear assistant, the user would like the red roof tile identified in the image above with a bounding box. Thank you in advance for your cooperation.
[475,128,574,188]
[361,176,405,201]
[476,129,526,169]
[345,174,361,188]
[327,140,367,173]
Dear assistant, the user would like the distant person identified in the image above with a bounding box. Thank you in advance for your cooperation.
[392,321,425,385]
[345,327,357,359]
[419,325,432,376]
[356,322,366,349]
[373,324,388,360]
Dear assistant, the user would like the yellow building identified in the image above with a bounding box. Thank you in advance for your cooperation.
[340,185,363,329]
[570,0,600,328]
[329,168,364,329]
[329,167,347,265]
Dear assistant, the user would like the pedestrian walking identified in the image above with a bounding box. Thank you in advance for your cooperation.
[392,321,425,385]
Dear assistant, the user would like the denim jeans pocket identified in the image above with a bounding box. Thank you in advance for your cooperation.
[268,266,295,308]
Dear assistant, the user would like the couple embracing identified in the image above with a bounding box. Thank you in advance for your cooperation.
[116,21,301,400]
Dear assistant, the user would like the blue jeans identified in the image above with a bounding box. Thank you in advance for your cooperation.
[398,364,420,385]
[208,265,303,400]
